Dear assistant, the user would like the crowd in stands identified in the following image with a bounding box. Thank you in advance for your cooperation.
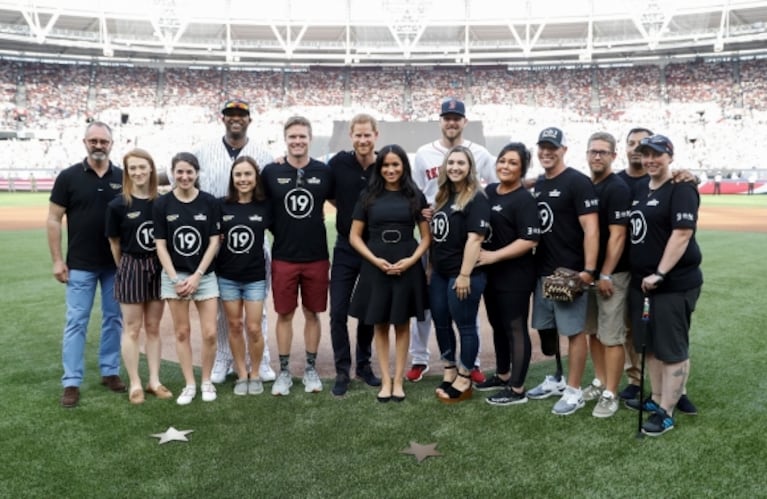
[1,57,767,182]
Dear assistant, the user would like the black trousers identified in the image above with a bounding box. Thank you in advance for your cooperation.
[329,237,374,378]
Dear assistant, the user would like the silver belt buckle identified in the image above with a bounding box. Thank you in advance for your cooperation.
[381,230,401,243]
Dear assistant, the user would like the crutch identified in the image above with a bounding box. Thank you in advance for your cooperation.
[636,294,650,439]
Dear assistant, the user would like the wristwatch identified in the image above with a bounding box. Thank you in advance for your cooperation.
[584,269,597,279]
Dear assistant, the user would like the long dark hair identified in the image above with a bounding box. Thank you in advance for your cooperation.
[225,155,265,203]
[361,144,421,217]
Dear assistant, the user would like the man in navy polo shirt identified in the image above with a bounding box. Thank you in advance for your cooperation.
[48,121,125,408]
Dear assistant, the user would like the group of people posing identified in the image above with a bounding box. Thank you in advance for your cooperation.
[48,97,702,437]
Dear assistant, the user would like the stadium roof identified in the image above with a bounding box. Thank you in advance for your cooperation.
[1,0,766,67]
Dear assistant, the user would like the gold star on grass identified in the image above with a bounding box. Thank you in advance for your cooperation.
[401,441,442,463]
[150,427,194,445]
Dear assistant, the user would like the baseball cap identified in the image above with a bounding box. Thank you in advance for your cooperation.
[222,99,250,115]
[440,98,466,117]
[537,127,567,148]
[637,134,674,156]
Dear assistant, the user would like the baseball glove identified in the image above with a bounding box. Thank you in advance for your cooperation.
[543,267,584,302]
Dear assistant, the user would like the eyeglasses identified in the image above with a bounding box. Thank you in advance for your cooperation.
[587,149,614,157]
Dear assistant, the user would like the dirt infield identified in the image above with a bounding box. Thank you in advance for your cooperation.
[7,203,766,380]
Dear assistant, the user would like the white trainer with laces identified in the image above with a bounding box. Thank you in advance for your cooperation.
[303,367,323,393]
[211,356,232,384]
[272,370,293,396]
[527,375,566,400]
[201,381,217,402]
[552,386,585,416]
[582,379,603,402]
[592,392,619,418]
[259,363,276,382]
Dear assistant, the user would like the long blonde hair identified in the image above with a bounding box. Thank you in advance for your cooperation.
[433,145,484,212]
[121,148,158,206]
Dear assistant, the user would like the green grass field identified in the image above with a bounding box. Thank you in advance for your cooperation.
[0,225,765,497]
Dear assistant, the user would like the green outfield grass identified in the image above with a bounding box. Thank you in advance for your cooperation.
[0,227,764,498]
[700,193,767,208]
[0,192,50,207]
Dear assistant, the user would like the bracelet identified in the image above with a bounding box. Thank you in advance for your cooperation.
[583,269,597,279]
[196,269,204,277]
[170,277,180,285]
[655,270,666,281]
[599,274,612,281]
[458,273,470,278]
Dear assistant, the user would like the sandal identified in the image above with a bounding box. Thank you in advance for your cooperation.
[435,366,457,396]
[129,387,145,405]
[438,372,473,404]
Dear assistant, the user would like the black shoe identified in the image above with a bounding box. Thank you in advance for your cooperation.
[676,394,698,415]
[356,365,381,387]
[474,374,509,391]
[625,396,660,413]
[642,407,675,436]
[486,387,528,406]
[618,383,640,401]
[331,375,350,397]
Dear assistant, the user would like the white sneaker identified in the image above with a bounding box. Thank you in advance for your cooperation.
[176,385,196,406]
[582,379,603,402]
[527,375,566,400]
[593,392,619,418]
[302,367,323,393]
[248,377,264,395]
[211,356,232,384]
[552,386,585,416]
[259,363,276,382]
[201,381,217,402]
[233,379,248,396]
[271,370,293,396]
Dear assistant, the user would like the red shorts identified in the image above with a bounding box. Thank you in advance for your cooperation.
[271,259,330,314]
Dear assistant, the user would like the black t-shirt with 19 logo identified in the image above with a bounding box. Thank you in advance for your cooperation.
[105,196,156,255]
[216,199,272,282]
[152,191,221,274]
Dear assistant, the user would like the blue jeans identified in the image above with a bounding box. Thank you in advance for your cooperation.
[61,268,122,387]
[429,271,486,369]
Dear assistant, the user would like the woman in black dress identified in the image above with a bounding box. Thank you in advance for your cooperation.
[349,144,431,402]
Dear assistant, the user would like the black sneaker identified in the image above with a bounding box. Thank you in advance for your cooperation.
[676,394,698,415]
[355,365,381,387]
[625,396,660,413]
[642,407,675,436]
[618,383,640,401]
[486,387,528,406]
[331,375,350,397]
[474,374,509,391]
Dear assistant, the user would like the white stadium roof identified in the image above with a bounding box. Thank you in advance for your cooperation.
[0,0,766,66]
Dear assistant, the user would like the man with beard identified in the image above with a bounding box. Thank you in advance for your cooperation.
[48,121,125,407]
[192,99,276,385]
[327,113,382,396]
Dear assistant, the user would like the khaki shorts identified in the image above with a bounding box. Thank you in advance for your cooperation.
[585,271,629,346]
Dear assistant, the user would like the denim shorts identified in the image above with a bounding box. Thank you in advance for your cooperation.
[218,277,266,302]
[160,270,220,301]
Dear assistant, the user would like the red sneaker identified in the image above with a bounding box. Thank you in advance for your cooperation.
[470,367,486,384]
[405,364,429,382]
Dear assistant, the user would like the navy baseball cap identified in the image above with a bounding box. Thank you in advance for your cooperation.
[637,134,674,156]
[222,99,250,115]
[440,98,466,117]
[537,127,567,148]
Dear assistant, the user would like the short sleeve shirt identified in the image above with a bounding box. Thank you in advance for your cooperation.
[261,159,334,262]
[216,200,272,282]
[49,160,123,270]
[594,173,631,273]
[431,192,491,277]
[152,191,221,274]
[533,167,599,276]
[105,196,156,255]
[629,179,703,292]
[483,184,540,292]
